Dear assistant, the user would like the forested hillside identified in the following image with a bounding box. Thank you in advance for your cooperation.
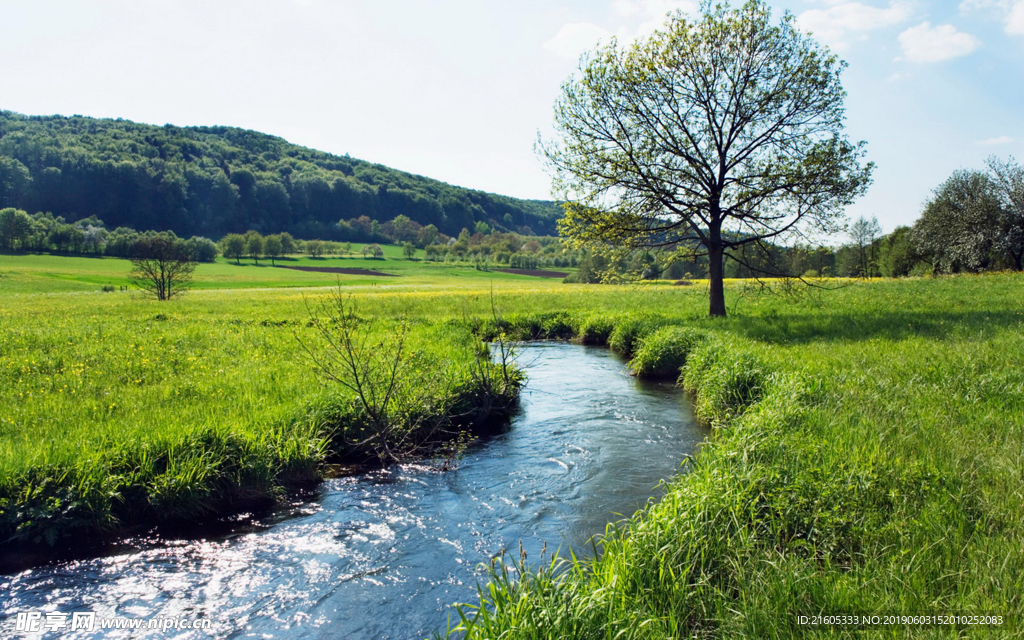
[0,111,560,239]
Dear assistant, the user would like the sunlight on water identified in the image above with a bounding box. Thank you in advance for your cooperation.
[0,343,706,639]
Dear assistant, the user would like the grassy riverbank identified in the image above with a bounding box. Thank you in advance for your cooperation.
[0,285,526,547]
[450,273,1024,637]
[2,257,1022,636]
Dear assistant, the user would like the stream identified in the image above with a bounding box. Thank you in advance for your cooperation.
[1,342,706,639]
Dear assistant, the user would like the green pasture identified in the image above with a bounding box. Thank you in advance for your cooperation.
[0,246,569,295]
[1,252,1022,637]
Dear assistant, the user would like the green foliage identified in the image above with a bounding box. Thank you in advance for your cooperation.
[3,260,1024,637]
[607,314,660,355]
[913,159,1024,273]
[629,326,705,378]
[572,314,614,345]
[127,235,197,301]
[263,234,284,264]
[184,235,219,263]
[362,243,384,259]
[913,169,1005,273]
[874,225,919,277]
[442,274,1024,639]
[0,111,561,239]
[220,233,246,264]
[478,311,578,341]
[244,230,265,264]
[305,239,326,257]
[0,207,33,250]
[679,341,767,422]
[545,0,873,315]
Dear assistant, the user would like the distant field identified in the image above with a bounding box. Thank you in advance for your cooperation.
[0,245,573,295]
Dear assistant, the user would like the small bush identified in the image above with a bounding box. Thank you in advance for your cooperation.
[538,312,576,339]
[682,343,766,421]
[629,326,705,378]
[607,315,661,355]
[574,314,614,345]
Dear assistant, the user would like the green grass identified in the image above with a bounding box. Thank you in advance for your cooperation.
[0,246,569,294]
[444,274,1024,638]
[1,252,1022,636]
[0,283,532,544]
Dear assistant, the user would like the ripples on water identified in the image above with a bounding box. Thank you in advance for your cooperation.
[1,343,706,639]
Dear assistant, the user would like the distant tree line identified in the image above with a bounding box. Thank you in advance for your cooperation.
[0,204,586,271]
[0,111,561,241]
[6,139,1018,283]
[0,208,218,262]
[825,156,1023,277]
[572,156,1024,283]
[218,226,581,271]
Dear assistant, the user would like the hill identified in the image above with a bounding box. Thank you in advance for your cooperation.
[0,111,561,239]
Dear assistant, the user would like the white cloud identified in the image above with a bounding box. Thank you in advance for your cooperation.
[795,1,914,51]
[897,22,980,61]
[959,0,1008,10]
[978,135,1016,145]
[543,0,696,61]
[1007,1,1024,33]
[959,0,1024,35]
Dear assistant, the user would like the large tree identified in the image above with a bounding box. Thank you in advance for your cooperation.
[985,155,1024,271]
[543,0,873,316]
[912,170,1008,273]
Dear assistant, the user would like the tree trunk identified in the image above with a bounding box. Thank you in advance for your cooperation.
[708,241,726,317]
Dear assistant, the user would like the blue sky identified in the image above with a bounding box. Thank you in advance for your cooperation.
[1,0,1021,234]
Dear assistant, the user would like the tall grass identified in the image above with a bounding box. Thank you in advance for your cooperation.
[2,268,1023,637]
[445,274,1024,638]
[0,288,520,545]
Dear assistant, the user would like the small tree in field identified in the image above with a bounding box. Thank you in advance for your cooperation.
[264,234,284,265]
[402,241,416,259]
[279,231,297,255]
[221,233,246,264]
[849,216,882,276]
[129,236,196,300]
[245,230,264,264]
[306,239,326,257]
[544,0,873,316]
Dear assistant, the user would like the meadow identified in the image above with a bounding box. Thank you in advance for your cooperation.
[1,250,1022,636]
[0,244,556,294]
[450,274,1024,638]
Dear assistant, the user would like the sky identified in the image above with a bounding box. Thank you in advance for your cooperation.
[1,0,1022,233]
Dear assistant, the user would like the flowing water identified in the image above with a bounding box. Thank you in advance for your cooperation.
[1,343,706,639]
